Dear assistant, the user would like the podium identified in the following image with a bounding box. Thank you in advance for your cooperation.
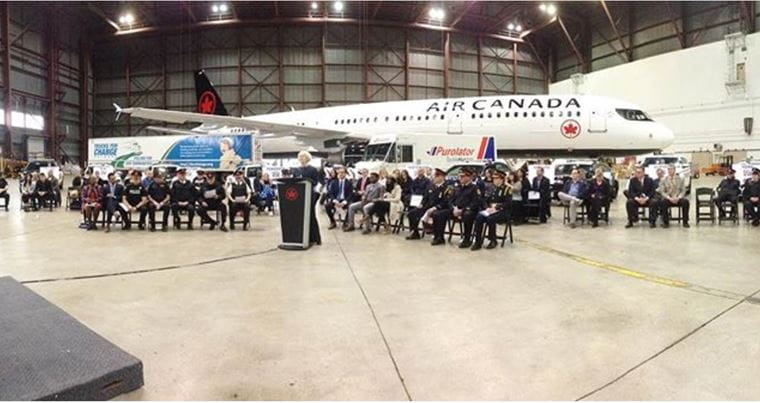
[275,177,313,250]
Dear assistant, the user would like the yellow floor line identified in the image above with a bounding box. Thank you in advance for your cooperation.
[519,239,745,301]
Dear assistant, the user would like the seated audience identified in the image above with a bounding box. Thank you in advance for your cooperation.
[657,164,690,228]
[34,172,52,210]
[197,171,228,232]
[345,172,384,232]
[325,167,353,229]
[406,168,448,240]
[255,172,276,215]
[431,167,480,247]
[744,169,760,227]
[0,174,9,211]
[366,175,402,234]
[557,168,588,228]
[81,176,103,230]
[625,166,657,228]
[471,168,511,250]
[587,168,611,227]
[410,167,431,197]
[21,173,35,209]
[122,171,148,230]
[531,167,551,223]
[147,173,171,232]
[714,169,741,218]
[398,169,412,207]
[102,172,125,233]
[226,169,252,230]
[352,168,370,203]
[171,168,196,229]
[47,169,60,207]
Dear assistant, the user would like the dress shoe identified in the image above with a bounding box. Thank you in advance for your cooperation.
[431,238,445,246]
[649,222,656,228]
[625,222,633,228]
[752,220,759,227]
[470,243,482,251]
[105,226,111,233]
[683,222,690,228]
[328,222,337,230]
[406,232,421,240]
[458,242,472,249]
[162,227,168,232]
[343,226,355,232]
[485,240,498,249]
[662,223,669,228]
[220,225,228,232]
[591,222,598,228]
[150,227,155,232]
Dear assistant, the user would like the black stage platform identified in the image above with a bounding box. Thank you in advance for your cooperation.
[0,276,143,400]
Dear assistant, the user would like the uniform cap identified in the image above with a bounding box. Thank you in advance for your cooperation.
[434,168,446,177]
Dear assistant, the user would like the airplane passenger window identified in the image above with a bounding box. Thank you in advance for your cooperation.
[505,112,510,118]
[471,113,476,119]
[532,112,536,117]
[441,115,445,120]
[496,112,501,118]
[523,112,528,117]
[395,116,399,121]
[417,116,422,121]
[576,111,581,117]
[549,112,553,117]
[402,116,407,121]
[487,113,492,118]
[425,116,429,120]
[558,111,563,117]
[479,113,484,119]
[540,112,545,117]
[353,118,357,123]
[374,117,378,122]
[385,116,389,121]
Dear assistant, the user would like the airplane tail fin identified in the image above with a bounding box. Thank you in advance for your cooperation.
[195,69,229,116]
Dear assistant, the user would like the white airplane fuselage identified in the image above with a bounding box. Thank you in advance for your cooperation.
[207,94,674,157]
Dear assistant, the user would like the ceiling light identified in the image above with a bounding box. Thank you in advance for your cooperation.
[507,23,515,30]
[219,4,228,13]
[539,4,547,12]
[211,4,219,13]
[118,13,134,26]
[428,7,445,21]
[333,1,344,12]
[311,2,319,10]
[515,25,522,32]
[546,4,557,15]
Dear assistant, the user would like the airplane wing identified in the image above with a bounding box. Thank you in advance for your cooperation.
[115,104,360,140]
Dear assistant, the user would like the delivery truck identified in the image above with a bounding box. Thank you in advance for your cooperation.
[88,134,254,172]
[354,134,496,175]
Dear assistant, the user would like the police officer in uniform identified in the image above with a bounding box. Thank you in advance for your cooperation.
[744,169,760,227]
[198,171,228,232]
[122,171,148,230]
[227,169,252,230]
[471,168,512,250]
[431,167,481,247]
[296,150,322,245]
[171,168,196,229]
[406,168,448,240]
[147,173,171,232]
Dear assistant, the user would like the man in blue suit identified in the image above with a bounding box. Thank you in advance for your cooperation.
[557,169,588,228]
[325,167,353,229]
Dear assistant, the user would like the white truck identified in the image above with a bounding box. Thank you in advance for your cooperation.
[733,158,760,184]
[88,134,255,173]
[354,133,497,175]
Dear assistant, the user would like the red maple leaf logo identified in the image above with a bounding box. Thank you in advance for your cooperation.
[198,91,216,114]
[561,119,581,138]
[285,187,299,201]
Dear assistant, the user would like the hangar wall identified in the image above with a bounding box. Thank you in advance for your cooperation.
[90,25,546,139]
[550,31,760,154]
[0,4,89,163]
[553,2,758,82]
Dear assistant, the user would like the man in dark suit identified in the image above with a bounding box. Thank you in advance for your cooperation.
[431,167,481,247]
[625,166,657,228]
[531,167,551,223]
[410,167,431,196]
[406,168,448,240]
[325,167,353,229]
[102,172,125,233]
[744,169,760,227]
[714,169,741,218]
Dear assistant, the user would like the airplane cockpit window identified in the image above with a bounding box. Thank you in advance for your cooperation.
[642,157,678,167]
[616,109,652,121]
[364,143,392,162]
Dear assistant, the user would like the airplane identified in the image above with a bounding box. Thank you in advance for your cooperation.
[117,70,674,158]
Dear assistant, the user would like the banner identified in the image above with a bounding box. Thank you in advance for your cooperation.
[89,134,253,170]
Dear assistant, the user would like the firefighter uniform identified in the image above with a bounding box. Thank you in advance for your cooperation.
[472,169,512,250]
[406,169,449,239]
[431,168,481,246]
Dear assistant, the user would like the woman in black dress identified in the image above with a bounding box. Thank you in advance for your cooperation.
[296,151,322,245]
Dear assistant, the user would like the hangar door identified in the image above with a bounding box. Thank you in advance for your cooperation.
[588,110,607,132]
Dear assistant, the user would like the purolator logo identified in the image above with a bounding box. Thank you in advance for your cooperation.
[426,146,476,157]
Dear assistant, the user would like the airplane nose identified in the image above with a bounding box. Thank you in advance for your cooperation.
[650,124,674,148]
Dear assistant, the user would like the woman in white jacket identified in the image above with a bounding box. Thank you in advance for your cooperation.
[366,175,403,233]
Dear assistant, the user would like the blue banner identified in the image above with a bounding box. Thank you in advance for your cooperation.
[161,135,252,169]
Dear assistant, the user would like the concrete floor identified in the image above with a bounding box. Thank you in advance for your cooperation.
[2,176,760,400]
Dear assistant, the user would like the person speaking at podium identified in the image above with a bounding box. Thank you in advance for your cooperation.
[296,151,322,246]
